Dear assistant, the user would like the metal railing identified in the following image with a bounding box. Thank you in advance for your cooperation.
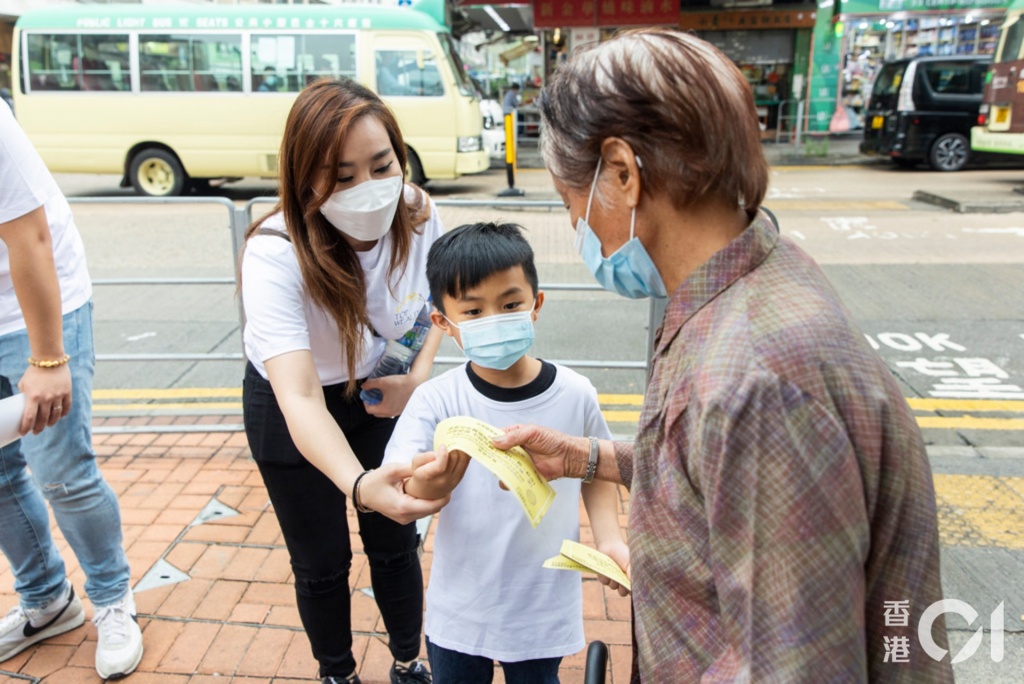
[774,99,805,146]
[246,196,654,371]
[74,195,663,431]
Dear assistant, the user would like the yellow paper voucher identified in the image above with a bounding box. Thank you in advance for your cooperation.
[542,555,589,572]
[543,539,631,591]
[433,416,556,528]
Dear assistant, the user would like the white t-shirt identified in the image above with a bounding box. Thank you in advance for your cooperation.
[0,104,91,337]
[382,362,613,662]
[241,186,443,385]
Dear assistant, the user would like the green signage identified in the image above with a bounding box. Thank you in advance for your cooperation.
[15,2,446,32]
[839,0,1012,15]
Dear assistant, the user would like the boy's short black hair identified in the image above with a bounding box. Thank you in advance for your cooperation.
[427,222,538,315]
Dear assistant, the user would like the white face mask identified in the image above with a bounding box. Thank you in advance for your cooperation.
[319,175,403,242]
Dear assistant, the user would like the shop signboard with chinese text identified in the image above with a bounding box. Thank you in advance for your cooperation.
[679,9,817,31]
[533,0,680,28]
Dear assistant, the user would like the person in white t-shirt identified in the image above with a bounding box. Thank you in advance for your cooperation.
[240,79,446,684]
[382,222,630,684]
[0,102,142,678]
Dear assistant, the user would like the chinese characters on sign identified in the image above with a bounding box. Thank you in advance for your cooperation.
[532,0,680,28]
[678,9,817,31]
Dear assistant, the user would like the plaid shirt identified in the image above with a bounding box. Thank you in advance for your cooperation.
[616,212,952,683]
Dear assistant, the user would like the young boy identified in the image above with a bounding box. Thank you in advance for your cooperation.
[382,222,628,684]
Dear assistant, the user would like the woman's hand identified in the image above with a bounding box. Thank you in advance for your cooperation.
[358,462,449,525]
[361,373,423,418]
[18,365,72,435]
[491,424,587,481]
[404,445,471,501]
[596,539,631,597]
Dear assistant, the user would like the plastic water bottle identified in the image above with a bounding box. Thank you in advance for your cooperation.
[359,303,433,405]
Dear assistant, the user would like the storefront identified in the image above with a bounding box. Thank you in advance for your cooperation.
[680,9,817,136]
[807,0,1011,132]
[531,0,681,84]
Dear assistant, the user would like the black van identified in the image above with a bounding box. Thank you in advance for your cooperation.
[860,56,990,171]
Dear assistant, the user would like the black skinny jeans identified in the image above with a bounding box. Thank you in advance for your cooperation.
[242,363,423,678]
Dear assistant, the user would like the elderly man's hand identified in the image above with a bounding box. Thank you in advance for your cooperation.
[491,424,587,482]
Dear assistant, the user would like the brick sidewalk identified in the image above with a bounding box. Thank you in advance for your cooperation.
[0,424,633,684]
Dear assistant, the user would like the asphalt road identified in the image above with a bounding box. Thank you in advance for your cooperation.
[56,163,1024,682]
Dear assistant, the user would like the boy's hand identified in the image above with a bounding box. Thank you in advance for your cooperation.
[358,463,448,525]
[404,444,471,501]
[362,373,423,418]
[596,540,631,597]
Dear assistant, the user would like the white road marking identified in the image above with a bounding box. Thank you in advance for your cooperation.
[962,228,1024,237]
[125,331,157,342]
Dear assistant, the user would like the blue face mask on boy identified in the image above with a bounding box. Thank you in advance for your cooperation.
[446,305,536,370]
[574,157,668,300]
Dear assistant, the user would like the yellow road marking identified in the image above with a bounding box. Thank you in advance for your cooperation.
[89,390,1024,430]
[907,398,1024,412]
[934,474,1024,549]
[597,394,644,406]
[94,402,243,411]
[916,416,1024,430]
[602,410,642,423]
[93,388,242,400]
[90,390,1024,414]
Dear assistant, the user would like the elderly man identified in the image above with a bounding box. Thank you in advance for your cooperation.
[494,29,953,683]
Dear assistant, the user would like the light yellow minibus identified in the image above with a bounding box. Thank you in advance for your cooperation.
[13,1,489,195]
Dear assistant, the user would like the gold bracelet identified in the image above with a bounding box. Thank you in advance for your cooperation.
[27,354,71,369]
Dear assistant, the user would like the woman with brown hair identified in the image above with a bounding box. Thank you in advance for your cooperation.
[240,79,443,684]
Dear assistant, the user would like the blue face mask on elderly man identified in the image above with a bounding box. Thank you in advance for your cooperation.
[574,157,668,300]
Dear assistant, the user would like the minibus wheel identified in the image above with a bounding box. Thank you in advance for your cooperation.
[406,147,426,186]
[130,148,188,196]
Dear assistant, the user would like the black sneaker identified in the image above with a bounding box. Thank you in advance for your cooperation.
[390,660,431,684]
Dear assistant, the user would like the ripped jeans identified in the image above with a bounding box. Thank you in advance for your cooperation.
[0,302,130,609]
[243,363,423,679]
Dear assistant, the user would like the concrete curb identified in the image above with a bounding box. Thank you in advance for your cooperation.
[767,155,889,167]
[913,190,1024,213]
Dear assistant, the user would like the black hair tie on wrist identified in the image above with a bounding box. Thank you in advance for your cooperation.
[352,469,374,513]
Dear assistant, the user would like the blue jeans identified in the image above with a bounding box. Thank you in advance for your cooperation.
[0,302,129,609]
[426,637,562,684]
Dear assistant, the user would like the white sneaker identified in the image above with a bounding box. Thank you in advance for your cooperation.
[0,581,85,662]
[93,590,143,680]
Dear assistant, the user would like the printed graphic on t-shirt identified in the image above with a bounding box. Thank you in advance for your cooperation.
[393,292,426,329]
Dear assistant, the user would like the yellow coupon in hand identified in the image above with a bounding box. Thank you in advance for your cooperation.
[433,416,556,528]
[543,539,631,592]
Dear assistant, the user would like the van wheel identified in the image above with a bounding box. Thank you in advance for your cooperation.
[929,133,969,172]
[129,148,188,196]
[405,147,426,186]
